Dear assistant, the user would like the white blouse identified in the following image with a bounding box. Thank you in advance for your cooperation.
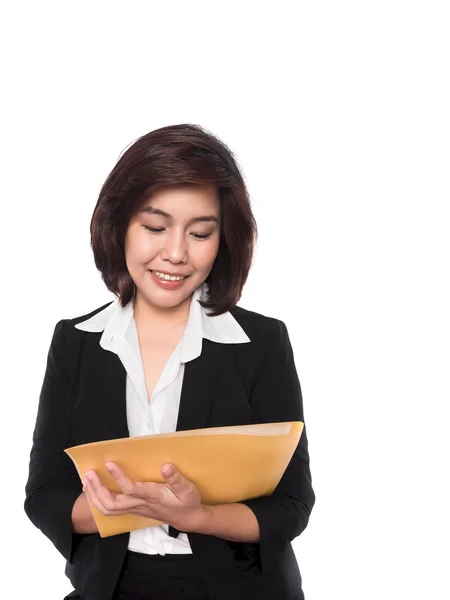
[75,284,250,555]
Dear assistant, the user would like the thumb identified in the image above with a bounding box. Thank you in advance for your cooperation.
[161,464,188,490]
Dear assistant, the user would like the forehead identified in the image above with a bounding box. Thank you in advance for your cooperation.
[141,184,220,216]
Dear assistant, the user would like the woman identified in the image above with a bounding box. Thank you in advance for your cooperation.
[24,124,315,600]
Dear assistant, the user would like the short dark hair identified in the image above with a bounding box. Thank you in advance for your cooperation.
[90,123,257,316]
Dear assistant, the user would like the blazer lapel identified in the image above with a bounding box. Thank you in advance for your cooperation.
[87,336,130,442]
[79,336,226,443]
[176,340,226,432]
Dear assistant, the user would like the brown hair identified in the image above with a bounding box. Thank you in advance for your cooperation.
[90,123,257,316]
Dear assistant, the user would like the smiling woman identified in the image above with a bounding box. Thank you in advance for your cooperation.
[90,124,256,317]
[124,184,221,311]
[24,124,315,600]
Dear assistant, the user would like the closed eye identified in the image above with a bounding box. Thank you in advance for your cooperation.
[191,233,211,240]
[143,226,164,233]
[143,226,212,240]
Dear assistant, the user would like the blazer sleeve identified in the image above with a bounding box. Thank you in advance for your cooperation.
[24,319,83,562]
[240,319,315,574]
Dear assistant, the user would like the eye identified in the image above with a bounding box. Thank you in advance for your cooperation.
[191,233,212,240]
[143,226,165,233]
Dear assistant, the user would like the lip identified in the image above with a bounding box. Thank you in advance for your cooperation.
[149,269,189,290]
[149,269,190,277]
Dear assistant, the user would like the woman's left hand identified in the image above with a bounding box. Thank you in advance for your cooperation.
[82,462,207,533]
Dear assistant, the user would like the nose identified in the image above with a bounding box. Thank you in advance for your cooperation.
[160,230,188,264]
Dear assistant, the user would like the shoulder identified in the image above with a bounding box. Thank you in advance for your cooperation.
[53,300,115,340]
[228,306,297,389]
[68,301,115,326]
[48,301,115,368]
[230,304,289,346]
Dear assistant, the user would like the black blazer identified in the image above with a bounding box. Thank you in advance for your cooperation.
[24,301,315,600]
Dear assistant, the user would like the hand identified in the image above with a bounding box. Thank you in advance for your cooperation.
[82,462,207,533]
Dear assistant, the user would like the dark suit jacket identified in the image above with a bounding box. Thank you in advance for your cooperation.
[24,301,315,600]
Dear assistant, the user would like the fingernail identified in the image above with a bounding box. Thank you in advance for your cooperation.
[163,465,174,476]
[86,472,93,481]
[106,463,114,471]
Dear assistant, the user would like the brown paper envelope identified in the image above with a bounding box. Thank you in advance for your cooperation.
[65,421,303,537]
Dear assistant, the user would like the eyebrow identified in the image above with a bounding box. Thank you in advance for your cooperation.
[140,206,219,224]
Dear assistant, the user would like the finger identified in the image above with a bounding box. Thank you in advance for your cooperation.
[85,469,112,503]
[161,464,190,497]
[133,480,162,502]
[85,470,143,515]
[105,462,137,496]
[83,478,112,515]
[84,470,119,515]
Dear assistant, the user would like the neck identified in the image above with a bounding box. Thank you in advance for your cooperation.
[133,292,192,333]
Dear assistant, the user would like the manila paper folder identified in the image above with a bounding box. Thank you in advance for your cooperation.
[65,421,304,538]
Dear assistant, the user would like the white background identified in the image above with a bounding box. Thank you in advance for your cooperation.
[2,1,449,598]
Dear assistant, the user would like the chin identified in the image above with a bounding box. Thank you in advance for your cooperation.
[152,295,189,309]
[144,285,195,309]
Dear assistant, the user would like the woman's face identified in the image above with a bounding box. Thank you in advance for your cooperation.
[124,184,221,311]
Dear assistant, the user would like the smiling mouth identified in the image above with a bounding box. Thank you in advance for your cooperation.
[150,270,190,282]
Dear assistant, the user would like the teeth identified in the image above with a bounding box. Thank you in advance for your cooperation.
[153,271,185,282]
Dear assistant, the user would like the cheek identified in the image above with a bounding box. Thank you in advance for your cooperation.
[192,238,220,271]
[126,230,158,262]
